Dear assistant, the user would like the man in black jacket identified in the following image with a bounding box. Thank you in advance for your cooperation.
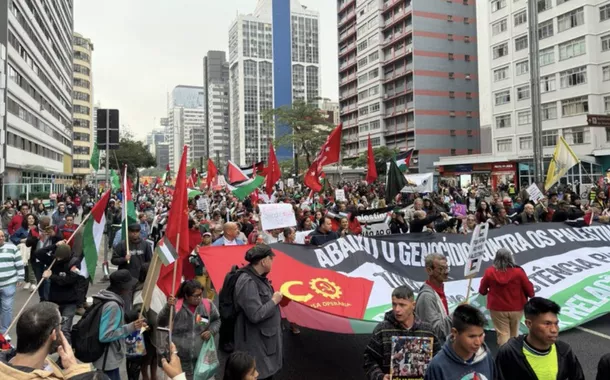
[409,211,444,233]
[112,223,152,280]
[38,243,80,344]
[309,216,339,246]
[363,286,440,380]
[495,297,584,380]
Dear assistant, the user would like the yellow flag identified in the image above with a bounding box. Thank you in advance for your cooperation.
[545,136,579,190]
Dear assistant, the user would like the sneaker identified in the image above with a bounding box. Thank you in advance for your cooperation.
[23,283,31,290]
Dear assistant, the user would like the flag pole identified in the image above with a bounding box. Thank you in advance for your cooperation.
[168,232,180,340]
[124,165,131,265]
[5,212,92,334]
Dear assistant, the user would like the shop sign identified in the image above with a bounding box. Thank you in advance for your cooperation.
[473,163,492,171]
[492,163,516,172]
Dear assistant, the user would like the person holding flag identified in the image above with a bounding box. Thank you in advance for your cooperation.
[112,223,152,282]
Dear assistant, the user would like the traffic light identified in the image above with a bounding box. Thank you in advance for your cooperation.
[97,109,120,149]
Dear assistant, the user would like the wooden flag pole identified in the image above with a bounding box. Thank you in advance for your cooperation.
[5,212,92,334]
[138,253,161,320]
[168,232,181,340]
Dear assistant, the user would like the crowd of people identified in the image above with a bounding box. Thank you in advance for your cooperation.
[0,178,607,379]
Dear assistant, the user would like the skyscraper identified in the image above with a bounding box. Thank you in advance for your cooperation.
[166,85,205,168]
[229,0,321,165]
[72,32,94,180]
[204,51,230,162]
[337,0,480,172]
[1,1,74,194]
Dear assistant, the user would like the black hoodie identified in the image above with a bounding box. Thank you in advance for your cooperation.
[363,311,441,380]
[495,335,584,380]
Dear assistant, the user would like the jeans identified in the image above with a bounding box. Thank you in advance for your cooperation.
[32,261,50,301]
[104,368,121,380]
[58,304,76,344]
[0,284,16,334]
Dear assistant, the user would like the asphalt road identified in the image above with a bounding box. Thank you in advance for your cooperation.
[8,247,609,380]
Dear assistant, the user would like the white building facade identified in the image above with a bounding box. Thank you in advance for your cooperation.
[229,0,321,165]
[166,86,205,168]
[481,0,610,177]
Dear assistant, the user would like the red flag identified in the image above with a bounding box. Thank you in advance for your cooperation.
[157,146,191,296]
[206,158,218,188]
[317,123,342,167]
[266,141,281,196]
[365,135,378,184]
[227,161,249,183]
[190,167,198,187]
[304,158,323,192]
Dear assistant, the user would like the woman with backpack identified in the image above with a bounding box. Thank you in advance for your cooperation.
[158,280,221,380]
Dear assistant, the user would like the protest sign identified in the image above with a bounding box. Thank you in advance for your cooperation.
[201,223,610,334]
[259,203,297,231]
[453,204,467,217]
[526,183,544,203]
[464,222,490,277]
[335,189,346,202]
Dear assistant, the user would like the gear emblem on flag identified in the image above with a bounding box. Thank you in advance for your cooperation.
[309,278,342,300]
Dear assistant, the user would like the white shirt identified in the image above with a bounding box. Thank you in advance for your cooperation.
[223,239,238,246]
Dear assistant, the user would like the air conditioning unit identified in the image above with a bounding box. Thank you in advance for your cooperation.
[406,47,412,54]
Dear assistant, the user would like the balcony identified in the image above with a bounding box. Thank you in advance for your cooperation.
[339,89,358,101]
[339,25,357,43]
[382,44,413,65]
[339,73,357,86]
[340,105,358,116]
[383,0,406,14]
[338,11,357,28]
[339,57,357,72]
[338,43,357,59]
[383,86,413,101]
[383,8,412,31]
[383,102,414,118]
[382,26,413,47]
[383,64,413,83]
[338,0,356,14]
[385,121,415,136]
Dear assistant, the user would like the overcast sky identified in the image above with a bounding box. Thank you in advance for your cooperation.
[74,0,339,140]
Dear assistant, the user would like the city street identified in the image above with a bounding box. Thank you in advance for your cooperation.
[7,249,609,379]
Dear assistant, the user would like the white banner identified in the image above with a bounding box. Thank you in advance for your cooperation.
[259,203,297,231]
[401,173,434,194]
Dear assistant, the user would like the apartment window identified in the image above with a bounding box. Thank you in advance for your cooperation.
[515,36,528,51]
[448,15,453,22]
[451,149,457,156]
[493,66,509,82]
[370,120,381,130]
[538,0,551,12]
[558,8,584,32]
[541,102,558,120]
[603,35,610,52]
[539,47,555,66]
[605,96,610,113]
[448,53,454,60]
[497,139,513,152]
[465,73,471,80]
[604,66,610,81]
[359,106,369,116]
[369,86,380,96]
[492,19,508,35]
[359,90,368,101]
[467,130,473,137]
[466,92,472,99]
[560,66,587,88]
[358,73,368,84]
[520,136,533,150]
[369,68,379,80]
[448,34,454,41]
[496,114,511,128]
[606,127,610,142]
[466,111,472,118]
[541,75,556,93]
[465,54,471,61]
[493,43,509,59]
[369,51,379,62]
[449,91,455,98]
[358,40,368,51]
[564,127,589,145]
[516,60,529,76]
[514,11,527,26]
[601,4,610,22]
[464,17,470,24]
[542,130,558,147]
[517,85,530,100]
[561,96,589,116]
[518,110,532,125]
[450,129,456,136]
[449,72,455,79]
[358,57,368,68]
[449,110,456,117]
[495,90,511,105]
[492,0,506,12]
[370,103,380,112]
[538,19,554,40]
[559,37,586,60]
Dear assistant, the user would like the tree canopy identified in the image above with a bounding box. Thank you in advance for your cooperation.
[349,146,397,175]
[263,100,333,168]
[102,131,156,176]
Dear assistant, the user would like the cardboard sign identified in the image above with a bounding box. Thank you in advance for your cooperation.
[526,183,544,203]
[335,189,346,202]
[453,204,467,217]
[259,203,297,231]
[464,222,490,277]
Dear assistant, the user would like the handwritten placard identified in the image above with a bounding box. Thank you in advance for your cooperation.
[259,203,297,231]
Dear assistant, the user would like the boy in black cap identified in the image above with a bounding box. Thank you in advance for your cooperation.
[112,223,152,280]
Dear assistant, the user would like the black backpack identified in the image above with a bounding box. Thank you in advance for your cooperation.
[218,265,246,320]
[71,298,115,363]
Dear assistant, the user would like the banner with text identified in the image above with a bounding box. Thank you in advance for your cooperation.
[200,223,610,334]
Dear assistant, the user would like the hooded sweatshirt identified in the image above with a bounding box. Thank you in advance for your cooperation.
[92,289,137,371]
[424,338,494,380]
[0,351,93,380]
[478,266,534,311]
[415,283,452,342]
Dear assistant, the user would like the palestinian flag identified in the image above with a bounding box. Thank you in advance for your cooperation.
[110,169,120,191]
[241,162,266,178]
[228,175,265,200]
[227,160,249,184]
[81,190,111,281]
[155,236,177,265]
[395,149,414,172]
[188,188,203,199]
[121,167,138,241]
[163,164,172,186]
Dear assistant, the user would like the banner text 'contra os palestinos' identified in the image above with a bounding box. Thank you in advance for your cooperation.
[200,223,610,333]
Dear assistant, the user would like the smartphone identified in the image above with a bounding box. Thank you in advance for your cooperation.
[155,327,171,365]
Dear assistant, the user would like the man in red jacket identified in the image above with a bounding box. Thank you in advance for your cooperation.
[8,203,29,236]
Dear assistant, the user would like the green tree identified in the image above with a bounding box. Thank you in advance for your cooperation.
[350,146,397,175]
[102,130,156,176]
[263,100,333,168]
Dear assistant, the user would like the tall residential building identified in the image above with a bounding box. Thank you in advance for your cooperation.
[1,0,74,193]
[337,0,480,172]
[229,0,320,165]
[72,32,94,179]
[478,0,610,180]
[166,85,205,168]
[92,101,101,138]
[204,51,230,162]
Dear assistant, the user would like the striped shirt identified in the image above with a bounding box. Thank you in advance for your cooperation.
[0,243,24,288]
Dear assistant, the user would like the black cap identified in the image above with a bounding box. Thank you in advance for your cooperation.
[128,223,141,232]
[109,269,137,290]
[245,245,275,263]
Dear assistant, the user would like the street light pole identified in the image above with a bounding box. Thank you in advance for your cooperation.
[528,0,544,185]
